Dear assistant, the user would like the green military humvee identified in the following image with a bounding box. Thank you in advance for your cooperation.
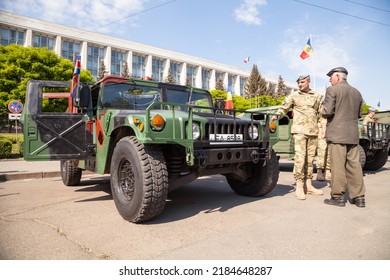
[20,76,279,223]
[241,106,390,171]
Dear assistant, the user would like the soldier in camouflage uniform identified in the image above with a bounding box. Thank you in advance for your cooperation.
[316,116,331,181]
[273,75,324,200]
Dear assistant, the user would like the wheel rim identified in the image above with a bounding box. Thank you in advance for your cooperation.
[118,158,135,201]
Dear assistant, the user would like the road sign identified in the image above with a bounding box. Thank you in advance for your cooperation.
[8,100,24,113]
[9,113,21,120]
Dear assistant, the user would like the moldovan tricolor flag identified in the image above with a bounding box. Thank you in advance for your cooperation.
[225,85,234,110]
[70,55,81,98]
[300,38,313,60]
[243,56,250,63]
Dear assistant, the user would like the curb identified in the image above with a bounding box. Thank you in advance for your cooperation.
[0,171,61,182]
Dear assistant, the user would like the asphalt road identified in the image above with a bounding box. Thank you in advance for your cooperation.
[0,158,389,260]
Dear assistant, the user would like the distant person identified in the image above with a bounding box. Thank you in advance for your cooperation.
[322,67,366,207]
[272,75,323,200]
[316,116,331,181]
[362,107,376,125]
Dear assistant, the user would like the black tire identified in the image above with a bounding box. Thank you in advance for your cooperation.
[60,160,82,186]
[225,149,279,197]
[364,148,389,171]
[358,144,366,169]
[110,136,168,223]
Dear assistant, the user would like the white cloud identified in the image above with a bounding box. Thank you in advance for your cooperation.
[0,0,147,34]
[233,0,267,25]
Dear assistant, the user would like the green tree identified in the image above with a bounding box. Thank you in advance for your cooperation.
[232,95,250,111]
[265,82,276,97]
[275,75,289,98]
[121,62,131,78]
[0,44,92,110]
[97,60,108,80]
[164,68,175,84]
[210,89,227,105]
[215,77,225,91]
[244,64,261,100]
[185,75,191,87]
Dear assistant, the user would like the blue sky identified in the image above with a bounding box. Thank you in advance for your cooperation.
[1,0,389,110]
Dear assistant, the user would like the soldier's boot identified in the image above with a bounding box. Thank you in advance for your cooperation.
[295,180,306,200]
[325,169,332,180]
[305,179,324,195]
[316,168,325,181]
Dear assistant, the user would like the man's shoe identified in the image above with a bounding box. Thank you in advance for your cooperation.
[324,197,345,207]
[352,197,365,208]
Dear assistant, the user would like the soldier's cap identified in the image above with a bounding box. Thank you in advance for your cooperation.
[296,74,310,82]
[368,107,375,112]
[326,67,348,77]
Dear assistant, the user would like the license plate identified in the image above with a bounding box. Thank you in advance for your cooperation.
[210,134,243,142]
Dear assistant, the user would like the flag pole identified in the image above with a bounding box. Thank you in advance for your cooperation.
[310,34,316,91]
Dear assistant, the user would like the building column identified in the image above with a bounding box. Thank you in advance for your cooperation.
[234,75,241,96]
[181,62,187,85]
[54,35,61,57]
[105,46,111,75]
[145,54,152,79]
[127,50,133,75]
[163,58,170,80]
[24,29,32,47]
[196,66,202,88]
[210,69,216,90]
[80,41,88,70]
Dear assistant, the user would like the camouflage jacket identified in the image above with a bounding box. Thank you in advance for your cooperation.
[277,89,323,136]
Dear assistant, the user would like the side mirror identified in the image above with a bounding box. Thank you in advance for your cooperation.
[79,84,91,109]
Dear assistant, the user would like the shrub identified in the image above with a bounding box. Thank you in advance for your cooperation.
[0,139,12,158]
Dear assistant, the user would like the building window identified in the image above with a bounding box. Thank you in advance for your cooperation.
[33,34,54,50]
[228,75,236,94]
[170,62,181,84]
[186,65,197,86]
[61,40,80,61]
[111,50,127,76]
[87,45,105,78]
[132,53,146,79]
[152,57,165,81]
[202,69,211,90]
[0,27,24,46]
[240,77,246,97]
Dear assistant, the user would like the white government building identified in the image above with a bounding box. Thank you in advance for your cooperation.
[0,10,296,96]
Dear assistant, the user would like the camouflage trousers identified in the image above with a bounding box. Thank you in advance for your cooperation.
[316,138,331,170]
[293,134,318,181]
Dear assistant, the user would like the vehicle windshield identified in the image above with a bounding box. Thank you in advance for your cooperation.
[102,83,160,110]
[165,89,213,113]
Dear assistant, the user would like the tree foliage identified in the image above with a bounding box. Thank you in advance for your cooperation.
[121,62,131,78]
[164,68,175,84]
[244,64,261,99]
[275,75,289,98]
[97,60,108,81]
[0,45,92,110]
[0,44,93,128]
[215,77,225,91]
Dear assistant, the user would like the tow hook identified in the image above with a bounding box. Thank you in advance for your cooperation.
[251,151,260,163]
[196,154,208,168]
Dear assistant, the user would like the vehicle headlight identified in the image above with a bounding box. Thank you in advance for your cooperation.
[150,114,165,131]
[192,122,200,140]
[248,125,259,140]
[269,121,277,133]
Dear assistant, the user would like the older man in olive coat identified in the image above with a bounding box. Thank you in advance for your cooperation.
[322,67,366,207]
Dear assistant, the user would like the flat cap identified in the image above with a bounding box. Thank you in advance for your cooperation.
[326,67,348,77]
[296,74,310,82]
